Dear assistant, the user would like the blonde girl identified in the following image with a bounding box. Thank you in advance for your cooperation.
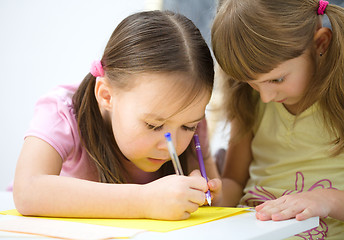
[212,0,344,239]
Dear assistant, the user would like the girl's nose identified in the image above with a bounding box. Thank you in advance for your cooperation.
[157,135,168,151]
[259,87,276,103]
[157,131,178,152]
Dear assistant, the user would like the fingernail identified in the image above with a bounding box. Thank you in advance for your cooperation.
[256,212,267,218]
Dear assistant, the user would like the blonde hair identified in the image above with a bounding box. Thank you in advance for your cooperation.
[73,11,214,183]
[211,0,344,155]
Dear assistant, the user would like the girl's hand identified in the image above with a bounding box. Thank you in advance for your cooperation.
[255,189,335,221]
[189,170,222,206]
[142,174,208,220]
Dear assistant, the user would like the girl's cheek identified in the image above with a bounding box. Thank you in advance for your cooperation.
[177,134,194,154]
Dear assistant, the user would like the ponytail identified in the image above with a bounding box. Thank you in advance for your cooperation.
[73,74,127,183]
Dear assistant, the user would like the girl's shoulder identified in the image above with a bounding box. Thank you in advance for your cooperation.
[34,83,80,120]
[26,83,81,160]
[38,84,79,106]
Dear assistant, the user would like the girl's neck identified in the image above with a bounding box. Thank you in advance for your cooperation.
[283,103,300,115]
[283,99,316,115]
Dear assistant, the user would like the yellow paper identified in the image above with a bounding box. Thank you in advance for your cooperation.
[1,207,248,232]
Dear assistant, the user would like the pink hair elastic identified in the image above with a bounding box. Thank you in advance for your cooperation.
[318,0,329,15]
[90,60,104,77]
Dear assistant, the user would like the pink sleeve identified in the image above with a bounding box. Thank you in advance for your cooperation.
[25,92,78,161]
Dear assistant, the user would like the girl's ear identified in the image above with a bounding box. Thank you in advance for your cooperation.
[313,27,332,56]
[94,78,113,111]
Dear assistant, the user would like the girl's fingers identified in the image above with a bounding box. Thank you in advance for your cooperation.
[256,211,271,221]
[185,201,201,214]
[256,200,288,220]
[255,201,269,211]
[189,169,201,177]
[296,208,314,221]
[255,191,333,222]
[179,211,191,220]
[208,178,221,191]
[271,207,303,221]
[256,198,310,221]
[188,188,206,206]
[188,176,208,192]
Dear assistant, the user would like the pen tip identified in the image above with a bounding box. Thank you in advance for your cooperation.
[207,196,212,206]
[164,132,171,140]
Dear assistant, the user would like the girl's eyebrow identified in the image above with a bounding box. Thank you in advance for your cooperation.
[143,114,166,122]
[248,76,282,83]
[250,71,287,83]
[187,115,205,124]
[143,114,205,123]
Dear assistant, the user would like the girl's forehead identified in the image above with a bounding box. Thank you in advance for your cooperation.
[127,72,207,100]
[252,54,309,82]
[141,94,209,125]
[118,72,210,121]
[140,87,209,121]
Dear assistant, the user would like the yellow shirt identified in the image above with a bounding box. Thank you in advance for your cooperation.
[240,101,344,239]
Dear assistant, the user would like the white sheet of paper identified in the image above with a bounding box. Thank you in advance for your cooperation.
[0,215,145,239]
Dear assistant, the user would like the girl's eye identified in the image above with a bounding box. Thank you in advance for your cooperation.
[182,125,197,132]
[146,123,197,132]
[269,77,284,84]
[146,123,164,131]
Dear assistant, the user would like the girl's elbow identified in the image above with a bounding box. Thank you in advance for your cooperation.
[13,180,38,216]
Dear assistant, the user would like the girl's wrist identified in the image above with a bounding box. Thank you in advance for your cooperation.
[326,189,344,219]
[137,183,151,219]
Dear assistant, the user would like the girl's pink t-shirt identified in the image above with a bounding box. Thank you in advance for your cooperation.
[25,84,99,182]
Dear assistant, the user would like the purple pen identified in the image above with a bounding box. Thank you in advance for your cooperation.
[193,134,212,206]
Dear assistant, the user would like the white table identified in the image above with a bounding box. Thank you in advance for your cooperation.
[0,191,318,240]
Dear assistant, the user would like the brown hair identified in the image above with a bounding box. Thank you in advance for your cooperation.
[73,10,214,183]
[211,0,344,154]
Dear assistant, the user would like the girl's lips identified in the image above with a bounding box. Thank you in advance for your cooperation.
[148,158,168,164]
[276,98,287,103]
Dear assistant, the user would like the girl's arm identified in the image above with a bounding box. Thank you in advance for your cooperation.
[220,120,253,207]
[255,188,344,221]
[13,136,208,220]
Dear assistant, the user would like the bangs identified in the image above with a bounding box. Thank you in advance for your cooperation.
[212,0,308,81]
[135,71,210,123]
[163,72,210,118]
